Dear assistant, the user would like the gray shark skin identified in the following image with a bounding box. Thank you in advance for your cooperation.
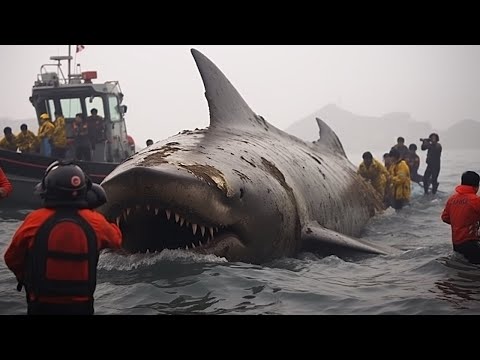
[98,48,398,264]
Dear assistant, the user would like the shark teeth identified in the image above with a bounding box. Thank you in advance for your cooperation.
[114,205,223,250]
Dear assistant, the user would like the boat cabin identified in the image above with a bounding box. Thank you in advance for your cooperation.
[29,54,134,163]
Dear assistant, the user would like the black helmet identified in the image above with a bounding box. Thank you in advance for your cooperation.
[35,160,91,206]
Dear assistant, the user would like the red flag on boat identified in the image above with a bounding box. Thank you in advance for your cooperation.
[76,45,85,53]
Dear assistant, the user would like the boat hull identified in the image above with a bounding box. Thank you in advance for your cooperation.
[0,149,119,209]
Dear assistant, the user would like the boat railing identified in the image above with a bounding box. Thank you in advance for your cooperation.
[35,63,67,87]
[34,55,86,87]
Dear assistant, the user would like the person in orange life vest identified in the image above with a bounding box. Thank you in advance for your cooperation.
[441,171,480,264]
[0,165,13,199]
[4,160,122,315]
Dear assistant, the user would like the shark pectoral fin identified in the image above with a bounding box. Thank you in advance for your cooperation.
[301,223,399,257]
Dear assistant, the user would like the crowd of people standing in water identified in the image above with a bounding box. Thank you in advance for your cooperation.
[356,133,480,266]
[357,133,443,210]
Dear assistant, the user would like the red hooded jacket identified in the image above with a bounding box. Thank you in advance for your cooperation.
[441,185,480,245]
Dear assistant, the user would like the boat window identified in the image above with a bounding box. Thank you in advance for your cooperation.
[60,98,82,118]
[48,99,56,117]
[86,96,105,117]
[108,95,121,122]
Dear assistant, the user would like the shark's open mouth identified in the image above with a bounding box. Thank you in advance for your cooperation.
[111,205,233,253]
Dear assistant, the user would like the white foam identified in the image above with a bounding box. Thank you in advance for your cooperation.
[410,182,424,198]
[98,249,227,271]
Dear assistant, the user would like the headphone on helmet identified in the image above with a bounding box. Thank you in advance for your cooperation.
[86,183,108,209]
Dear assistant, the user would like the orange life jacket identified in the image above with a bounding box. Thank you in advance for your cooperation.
[25,209,98,306]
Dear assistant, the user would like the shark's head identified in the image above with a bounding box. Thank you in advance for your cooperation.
[99,162,243,260]
[98,49,301,263]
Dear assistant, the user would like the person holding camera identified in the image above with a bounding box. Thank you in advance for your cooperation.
[420,133,442,195]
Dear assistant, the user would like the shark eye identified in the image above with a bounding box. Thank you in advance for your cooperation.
[240,188,245,199]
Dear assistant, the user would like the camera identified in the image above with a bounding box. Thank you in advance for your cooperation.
[420,138,431,142]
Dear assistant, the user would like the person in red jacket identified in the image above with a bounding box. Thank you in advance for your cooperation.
[4,160,122,315]
[441,171,480,264]
[0,165,13,199]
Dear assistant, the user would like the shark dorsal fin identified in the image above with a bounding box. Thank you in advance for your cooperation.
[313,117,347,158]
[191,48,264,129]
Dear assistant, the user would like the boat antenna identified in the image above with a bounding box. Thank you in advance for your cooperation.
[74,48,78,76]
[68,45,72,83]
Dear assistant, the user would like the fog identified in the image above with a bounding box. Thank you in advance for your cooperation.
[1,45,479,148]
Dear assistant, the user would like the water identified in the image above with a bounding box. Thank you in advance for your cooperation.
[1,149,480,315]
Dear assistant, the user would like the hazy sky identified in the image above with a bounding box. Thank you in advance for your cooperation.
[1,45,479,146]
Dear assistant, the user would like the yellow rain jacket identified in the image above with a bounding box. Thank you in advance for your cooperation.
[38,119,55,140]
[16,130,38,153]
[389,159,411,201]
[0,135,18,151]
[52,116,67,149]
[357,159,389,197]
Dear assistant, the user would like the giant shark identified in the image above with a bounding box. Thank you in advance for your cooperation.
[98,48,398,264]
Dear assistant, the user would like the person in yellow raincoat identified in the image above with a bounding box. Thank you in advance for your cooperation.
[388,148,411,210]
[357,152,389,203]
[51,111,67,158]
[16,124,38,153]
[37,113,55,157]
[0,127,17,151]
